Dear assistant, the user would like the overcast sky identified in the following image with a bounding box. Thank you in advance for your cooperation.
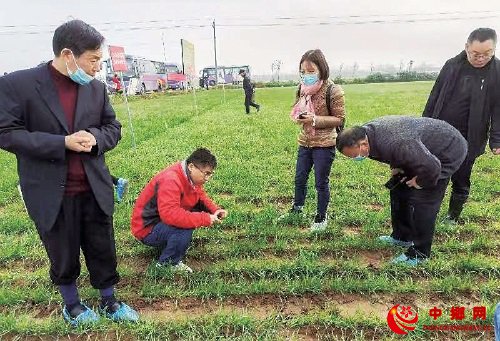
[1,0,500,76]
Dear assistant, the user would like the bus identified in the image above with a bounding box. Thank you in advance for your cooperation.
[199,65,250,87]
[103,55,186,94]
[153,61,186,90]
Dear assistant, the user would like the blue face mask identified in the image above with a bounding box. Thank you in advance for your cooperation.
[66,53,94,85]
[353,155,367,162]
[302,74,319,86]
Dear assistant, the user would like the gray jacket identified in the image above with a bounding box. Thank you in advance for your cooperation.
[364,116,467,188]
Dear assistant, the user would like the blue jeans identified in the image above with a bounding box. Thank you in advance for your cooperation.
[142,222,194,265]
[495,303,500,341]
[293,146,335,217]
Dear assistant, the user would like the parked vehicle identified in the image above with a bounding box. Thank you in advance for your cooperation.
[102,55,186,94]
[154,62,187,90]
[199,65,250,87]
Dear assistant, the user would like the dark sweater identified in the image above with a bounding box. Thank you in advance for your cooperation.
[49,63,90,195]
[364,116,468,188]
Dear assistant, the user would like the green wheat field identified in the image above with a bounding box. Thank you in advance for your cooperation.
[0,82,499,340]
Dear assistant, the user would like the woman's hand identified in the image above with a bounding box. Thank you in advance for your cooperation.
[296,113,314,124]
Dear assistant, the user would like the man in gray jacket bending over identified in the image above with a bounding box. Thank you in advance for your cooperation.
[336,116,467,266]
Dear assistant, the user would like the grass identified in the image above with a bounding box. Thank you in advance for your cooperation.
[0,81,498,340]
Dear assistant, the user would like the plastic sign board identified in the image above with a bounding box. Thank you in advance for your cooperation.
[181,39,195,78]
[108,45,128,72]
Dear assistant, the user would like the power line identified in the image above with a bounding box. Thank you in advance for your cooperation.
[217,14,500,27]
[1,12,499,36]
[0,9,498,29]
[0,11,500,28]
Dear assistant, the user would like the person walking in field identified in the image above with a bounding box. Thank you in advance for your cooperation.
[280,49,345,231]
[131,148,228,273]
[239,68,260,114]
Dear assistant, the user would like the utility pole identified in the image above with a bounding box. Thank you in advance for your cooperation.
[338,62,344,78]
[161,32,167,64]
[212,19,218,85]
[272,60,282,82]
[408,60,414,72]
[352,62,359,78]
[276,60,281,82]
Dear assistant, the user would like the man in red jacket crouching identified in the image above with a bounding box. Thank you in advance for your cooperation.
[131,148,227,273]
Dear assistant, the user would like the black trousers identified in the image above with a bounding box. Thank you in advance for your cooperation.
[37,191,119,288]
[450,155,476,198]
[244,93,259,114]
[389,178,449,258]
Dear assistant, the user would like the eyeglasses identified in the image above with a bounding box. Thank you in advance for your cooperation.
[467,49,495,60]
[193,164,214,179]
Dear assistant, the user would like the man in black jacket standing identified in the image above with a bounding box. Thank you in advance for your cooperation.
[423,27,500,223]
[239,68,260,114]
[0,20,138,326]
[336,116,467,266]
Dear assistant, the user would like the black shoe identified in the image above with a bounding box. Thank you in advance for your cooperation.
[310,214,328,231]
[277,206,303,222]
[447,193,467,222]
[256,105,261,112]
[313,214,326,223]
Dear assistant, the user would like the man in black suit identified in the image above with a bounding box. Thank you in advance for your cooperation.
[0,20,138,326]
[423,28,500,223]
[239,68,260,114]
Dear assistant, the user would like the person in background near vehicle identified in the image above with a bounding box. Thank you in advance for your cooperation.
[423,27,500,224]
[280,49,345,232]
[239,68,260,114]
[111,73,122,94]
[0,19,138,327]
[131,148,227,273]
[336,116,467,266]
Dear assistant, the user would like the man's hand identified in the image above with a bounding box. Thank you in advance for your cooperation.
[74,130,96,150]
[492,148,500,155]
[214,209,228,220]
[391,168,404,176]
[406,176,422,189]
[65,133,93,152]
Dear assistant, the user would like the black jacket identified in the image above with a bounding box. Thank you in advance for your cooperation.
[364,116,468,188]
[242,75,254,96]
[423,51,500,157]
[0,63,121,232]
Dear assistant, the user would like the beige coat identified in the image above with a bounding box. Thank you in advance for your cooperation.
[297,81,345,148]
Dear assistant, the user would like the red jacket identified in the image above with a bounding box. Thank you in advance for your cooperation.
[131,162,219,240]
[112,76,121,91]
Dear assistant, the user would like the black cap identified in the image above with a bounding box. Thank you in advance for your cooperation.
[239,69,246,74]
